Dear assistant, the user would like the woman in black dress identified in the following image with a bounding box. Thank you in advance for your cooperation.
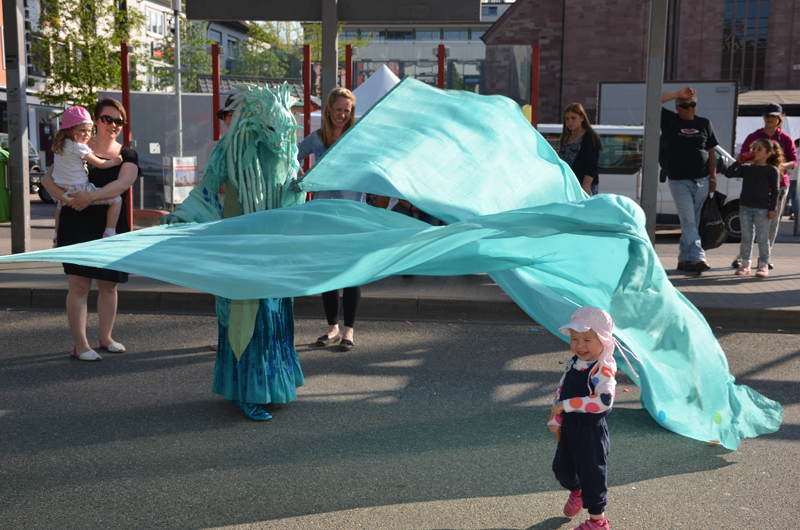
[42,98,140,361]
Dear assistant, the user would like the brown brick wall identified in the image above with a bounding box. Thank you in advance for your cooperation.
[673,0,724,81]
[560,0,650,123]
[483,0,563,123]
[764,0,800,89]
[485,0,800,121]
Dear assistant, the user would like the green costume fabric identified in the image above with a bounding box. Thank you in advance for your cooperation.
[166,83,305,359]
[0,78,781,449]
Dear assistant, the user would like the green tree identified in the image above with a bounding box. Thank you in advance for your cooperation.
[451,69,465,91]
[151,14,215,93]
[229,22,292,79]
[31,0,146,110]
[302,23,373,61]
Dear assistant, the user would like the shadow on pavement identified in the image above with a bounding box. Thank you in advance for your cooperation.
[0,314,746,529]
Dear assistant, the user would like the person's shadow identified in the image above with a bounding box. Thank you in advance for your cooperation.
[526,517,572,529]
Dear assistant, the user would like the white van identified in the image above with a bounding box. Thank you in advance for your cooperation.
[538,124,742,239]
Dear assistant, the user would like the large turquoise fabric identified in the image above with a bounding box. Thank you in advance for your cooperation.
[0,78,781,449]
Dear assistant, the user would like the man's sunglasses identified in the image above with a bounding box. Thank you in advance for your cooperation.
[98,115,125,126]
[677,102,697,109]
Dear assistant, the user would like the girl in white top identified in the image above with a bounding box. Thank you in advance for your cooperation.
[52,106,123,239]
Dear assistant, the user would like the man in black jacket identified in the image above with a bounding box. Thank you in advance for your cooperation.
[661,87,719,275]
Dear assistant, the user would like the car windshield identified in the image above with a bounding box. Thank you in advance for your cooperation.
[0,135,39,158]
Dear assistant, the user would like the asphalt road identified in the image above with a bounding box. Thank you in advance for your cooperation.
[0,313,796,530]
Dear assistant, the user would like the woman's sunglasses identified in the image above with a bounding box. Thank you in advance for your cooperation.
[98,115,125,126]
[677,102,697,109]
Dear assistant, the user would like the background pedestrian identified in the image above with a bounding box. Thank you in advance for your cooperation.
[660,87,718,275]
[297,87,363,352]
[727,139,782,278]
[735,103,798,270]
[558,103,603,196]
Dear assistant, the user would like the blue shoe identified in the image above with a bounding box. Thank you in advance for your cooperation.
[234,400,272,421]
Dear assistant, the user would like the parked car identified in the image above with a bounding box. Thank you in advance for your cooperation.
[0,133,54,203]
[537,124,741,240]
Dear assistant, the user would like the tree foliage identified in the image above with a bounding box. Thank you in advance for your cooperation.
[31,0,146,110]
[151,15,215,93]
[302,23,373,61]
[229,22,294,79]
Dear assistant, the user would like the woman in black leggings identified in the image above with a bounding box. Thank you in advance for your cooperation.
[317,287,361,351]
[297,88,362,351]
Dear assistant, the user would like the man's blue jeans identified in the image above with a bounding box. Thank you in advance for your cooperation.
[739,206,772,265]
[668,177,708,264]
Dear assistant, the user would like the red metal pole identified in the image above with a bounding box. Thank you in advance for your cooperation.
[303,44,311,173]
[345,45,353,91]
[530,44,540,128]
[212,43,221,141]
[437,44,445,89]
[121,43,134,227]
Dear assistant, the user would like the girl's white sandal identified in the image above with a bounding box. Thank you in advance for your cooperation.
[99,340,126,353]
[72,348,102,361]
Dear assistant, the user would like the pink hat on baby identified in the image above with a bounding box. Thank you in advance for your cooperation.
[60,106,93,130]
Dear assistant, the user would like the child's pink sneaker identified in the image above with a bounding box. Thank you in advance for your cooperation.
[563,490,583,517]
[572,517,609,530]
[755,263,769,277]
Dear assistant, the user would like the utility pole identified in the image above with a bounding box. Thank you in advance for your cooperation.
[2,0,31,253]
[641,0,669,243]
[174,0,183,156]
[320,0,338,101]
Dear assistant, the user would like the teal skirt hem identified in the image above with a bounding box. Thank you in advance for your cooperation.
[212,298,304,404]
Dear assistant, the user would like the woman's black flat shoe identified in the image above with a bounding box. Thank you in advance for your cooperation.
[315,333,342,346]
[339,339,354,352]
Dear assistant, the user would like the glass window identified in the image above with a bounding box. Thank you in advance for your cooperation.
[443,30,468,40]
[208,28,222,45]
[597,134,644,172]
[415,30,439,41]
[543,133,644,173]
[482,6,497,16]
[361,29,385,43]
[340,30,358,40]
[227,37,239,58]
[147,8,164,35]
[387,30,413,41]
[28,37,45,76]
[720,0,769,90]
[471,30,486,40]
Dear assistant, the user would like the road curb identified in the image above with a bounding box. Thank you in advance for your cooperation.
[4,287,799,332]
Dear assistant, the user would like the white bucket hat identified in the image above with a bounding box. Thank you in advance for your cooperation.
[559,306,640,388]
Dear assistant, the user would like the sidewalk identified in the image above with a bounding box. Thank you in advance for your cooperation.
[2,208,799,331]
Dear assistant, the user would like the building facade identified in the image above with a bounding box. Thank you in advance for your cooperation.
[334,0,515,93]
[0,0,249,169]
[483,0,800,124]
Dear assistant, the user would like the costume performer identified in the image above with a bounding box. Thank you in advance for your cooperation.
[162,84,306,421]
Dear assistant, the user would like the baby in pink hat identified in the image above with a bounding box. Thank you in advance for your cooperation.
[547,306,639,530]
[52,106,124,241]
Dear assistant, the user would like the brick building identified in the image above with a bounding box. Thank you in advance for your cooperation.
[483,0,800,124]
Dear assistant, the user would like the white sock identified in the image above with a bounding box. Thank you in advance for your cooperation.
[103,228,117,237]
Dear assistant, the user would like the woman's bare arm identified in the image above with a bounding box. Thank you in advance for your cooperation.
[68,162,138,210]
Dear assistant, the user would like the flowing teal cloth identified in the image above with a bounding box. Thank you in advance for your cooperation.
[0,78,781,449]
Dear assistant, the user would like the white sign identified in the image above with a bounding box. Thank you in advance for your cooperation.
[163,156,198,205]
